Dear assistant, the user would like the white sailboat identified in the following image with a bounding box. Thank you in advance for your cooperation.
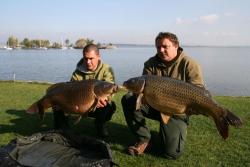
[38,46,48,50]
[1,46,13,50]
[5,41,13,50]
[60,38,68,50]
[61,46,68,50]
[36,40,47,50]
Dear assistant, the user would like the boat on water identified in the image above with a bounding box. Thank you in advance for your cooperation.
[33,47,48,50]
[0,46,13,50]
[35,40,48,50]
[99,44,117,49]
[61,46,68,50]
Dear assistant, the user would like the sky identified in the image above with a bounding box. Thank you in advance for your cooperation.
[1,0,250,46]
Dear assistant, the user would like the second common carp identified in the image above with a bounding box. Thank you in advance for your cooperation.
[123,75,243,139]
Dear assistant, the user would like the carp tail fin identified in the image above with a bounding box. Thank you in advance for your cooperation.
[214,116,229,140]
[214,107,242,140]
[27,102,39,114]
[26,98,51,120]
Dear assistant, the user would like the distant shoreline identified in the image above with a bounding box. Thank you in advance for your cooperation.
[1,43,250,50]
[114,44,250,48]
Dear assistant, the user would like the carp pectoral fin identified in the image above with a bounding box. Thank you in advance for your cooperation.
[73,109,90,125]
[136,93,143,110]
[160,113,170,124]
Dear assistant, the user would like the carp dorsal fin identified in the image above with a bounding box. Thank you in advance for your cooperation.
[46,82,65,94]
[200,87,212,98]
[136,93,144,110]
[194,84,212,98]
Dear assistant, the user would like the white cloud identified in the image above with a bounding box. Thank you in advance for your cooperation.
[176,17,197,25]
[199,14,219,24]
[176,14,219,25]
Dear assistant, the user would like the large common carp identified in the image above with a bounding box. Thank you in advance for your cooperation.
[123,75,243,139]
[27,80,118,121]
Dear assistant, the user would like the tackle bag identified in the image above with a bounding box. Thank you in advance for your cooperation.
[0,130,116,167]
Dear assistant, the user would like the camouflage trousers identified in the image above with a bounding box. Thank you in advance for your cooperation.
[121,93,188,159]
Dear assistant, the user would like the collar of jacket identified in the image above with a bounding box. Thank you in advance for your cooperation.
[155,47,183,68]
[76,58,103,74]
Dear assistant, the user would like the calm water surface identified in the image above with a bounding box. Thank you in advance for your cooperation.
[0,46,250,96]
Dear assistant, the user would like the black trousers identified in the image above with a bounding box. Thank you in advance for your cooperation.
[121,93,188,159]
[53,101,116,130]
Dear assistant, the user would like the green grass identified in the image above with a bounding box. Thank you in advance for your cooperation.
[0,81,249,167]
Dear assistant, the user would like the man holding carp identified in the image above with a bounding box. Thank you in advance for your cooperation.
[53,44,116,138]
[27,32,242,160]
[122,32,209,159]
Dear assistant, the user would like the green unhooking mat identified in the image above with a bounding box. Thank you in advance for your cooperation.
[0,130,116,167]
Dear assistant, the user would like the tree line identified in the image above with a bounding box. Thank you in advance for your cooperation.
[5,36,108,49]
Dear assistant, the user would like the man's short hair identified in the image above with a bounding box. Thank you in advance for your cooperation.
[155,32,179,47]
[83,44,99,55]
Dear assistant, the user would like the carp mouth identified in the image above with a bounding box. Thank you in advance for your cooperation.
[122,77,145,94]
[94,82,120,97]
[113,85,119,93]
[122,80,131,90]
[117,85,128,91]
[105,84,119,95]
[122,81,128,88]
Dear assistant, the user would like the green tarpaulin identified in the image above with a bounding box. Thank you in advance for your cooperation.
[0,130,115,167]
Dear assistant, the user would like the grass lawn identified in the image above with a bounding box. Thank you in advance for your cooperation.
[0,81,249,167]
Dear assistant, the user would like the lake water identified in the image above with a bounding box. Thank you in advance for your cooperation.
[0,46,250,96]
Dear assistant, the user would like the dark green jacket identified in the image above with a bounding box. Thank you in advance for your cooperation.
[143,47,204,87]
[71,58,115,84]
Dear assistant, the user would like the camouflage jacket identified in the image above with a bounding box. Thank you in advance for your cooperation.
[143,47,204,87]
[71,58,115,84]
